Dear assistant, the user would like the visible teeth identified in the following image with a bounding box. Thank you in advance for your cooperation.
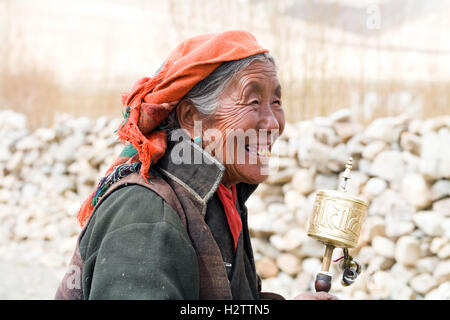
[246,145,271,157]
[257,146,271,157]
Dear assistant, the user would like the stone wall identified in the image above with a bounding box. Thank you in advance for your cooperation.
[0,109,449,299]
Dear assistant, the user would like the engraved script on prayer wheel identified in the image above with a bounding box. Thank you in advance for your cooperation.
[307,190,367,248]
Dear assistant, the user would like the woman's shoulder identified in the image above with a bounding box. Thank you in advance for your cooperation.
[80,184,188,251]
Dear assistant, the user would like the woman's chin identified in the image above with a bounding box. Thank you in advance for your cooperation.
[235,163,270,185]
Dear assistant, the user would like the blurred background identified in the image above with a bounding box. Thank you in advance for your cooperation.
[1,0,449,127]
[0,0,449,300]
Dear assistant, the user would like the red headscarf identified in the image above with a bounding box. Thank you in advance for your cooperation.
[77,30,268,227]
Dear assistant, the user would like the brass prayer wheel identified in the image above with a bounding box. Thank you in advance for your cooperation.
[307,189,367,249]
[306,158,368,293]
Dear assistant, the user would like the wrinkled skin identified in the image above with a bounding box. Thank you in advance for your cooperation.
[177,59,285,187]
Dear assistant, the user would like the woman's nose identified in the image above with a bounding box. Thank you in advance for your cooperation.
[258,104,280,131]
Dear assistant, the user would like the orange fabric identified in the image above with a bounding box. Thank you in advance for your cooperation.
[216,183,241,252]
[77,30,268,227]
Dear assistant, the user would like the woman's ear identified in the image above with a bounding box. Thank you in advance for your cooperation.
[176,99,198,138]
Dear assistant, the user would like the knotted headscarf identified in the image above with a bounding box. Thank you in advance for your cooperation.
[77,30,269,227]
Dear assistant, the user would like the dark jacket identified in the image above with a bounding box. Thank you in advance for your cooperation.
[55,133,283,300]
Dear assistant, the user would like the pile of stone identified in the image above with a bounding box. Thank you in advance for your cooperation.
[0,109,449,299]
[248,109,450,299]
[0,111,123,273]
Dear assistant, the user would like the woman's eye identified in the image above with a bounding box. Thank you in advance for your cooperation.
[273,100,281,105]
[250,100,259,105]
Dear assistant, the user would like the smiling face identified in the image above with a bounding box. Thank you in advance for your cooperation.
[200,59,285,187]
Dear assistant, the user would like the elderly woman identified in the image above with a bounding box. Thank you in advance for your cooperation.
[55,30,337,300]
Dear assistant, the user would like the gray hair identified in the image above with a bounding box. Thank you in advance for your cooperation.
[160,52,275,133]
[185,52,275,115]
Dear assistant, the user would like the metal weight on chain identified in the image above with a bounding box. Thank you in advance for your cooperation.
[337,248,361,286]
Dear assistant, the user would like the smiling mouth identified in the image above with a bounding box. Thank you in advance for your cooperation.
[244,145,272,158]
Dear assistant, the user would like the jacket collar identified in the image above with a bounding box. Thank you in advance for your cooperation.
[156,129,258,214]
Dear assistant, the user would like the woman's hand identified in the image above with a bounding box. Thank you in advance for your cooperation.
[293,292,339,300]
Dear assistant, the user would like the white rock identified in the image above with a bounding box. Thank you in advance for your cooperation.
[437,243,450,259]
[6,151,24,172]
[294,273,313,292]
[34,128,56,142]
[301,258,321,275]
[409,273,438,295]
[296,135,347,174]
[254,184,282,198]
[356,246,376,265]
[395,236,421,266]
[366,256,395,273]
[346,133,365,157]
[55,133,86,163]
[0,110,28,130]
[419,129,450,179]
[362,140,387,161]
[248,213,276,237]
[420,116,450,134]
[430,180,450,201]
[261,273,293,299]
[408,119,423,134]
[362,177,387,200]
[15,135,43,151]
[251,238,281,260]
[416,257,440,274]
[266,168,297,184]
[284,190,307,211]
[246,195,266,215]
[432,198,450,216]
[255,257,279,279]
[291,169,315,195]
[333,121,363,142]
[425,282,450,300]
[370,150,406,184]
[372,236,395,258]
[400,131,421,155]
[364,117,404,143]
[338,170,368,195]
[351,290,372,300]
[433,260,450,285]
[360,216,386,243]
[271,140,290,157]
[402,151,421,173]
[444,218,450,238]
[329,108,352,123]
[276,253,302,276]
[21,183,39,198]
[269,228,306,252]
[314,174,338,190]
[430,237,448,254]
[369,189,415,217]
[390,263,418,284]
[299,238,324,258]
[390,283,416,300]
[385,220,415,238]
[267,203,288,217]
[270,157,297,170]
[413,211,444,236]
[366,271,393,300]
[401,173,432,209]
